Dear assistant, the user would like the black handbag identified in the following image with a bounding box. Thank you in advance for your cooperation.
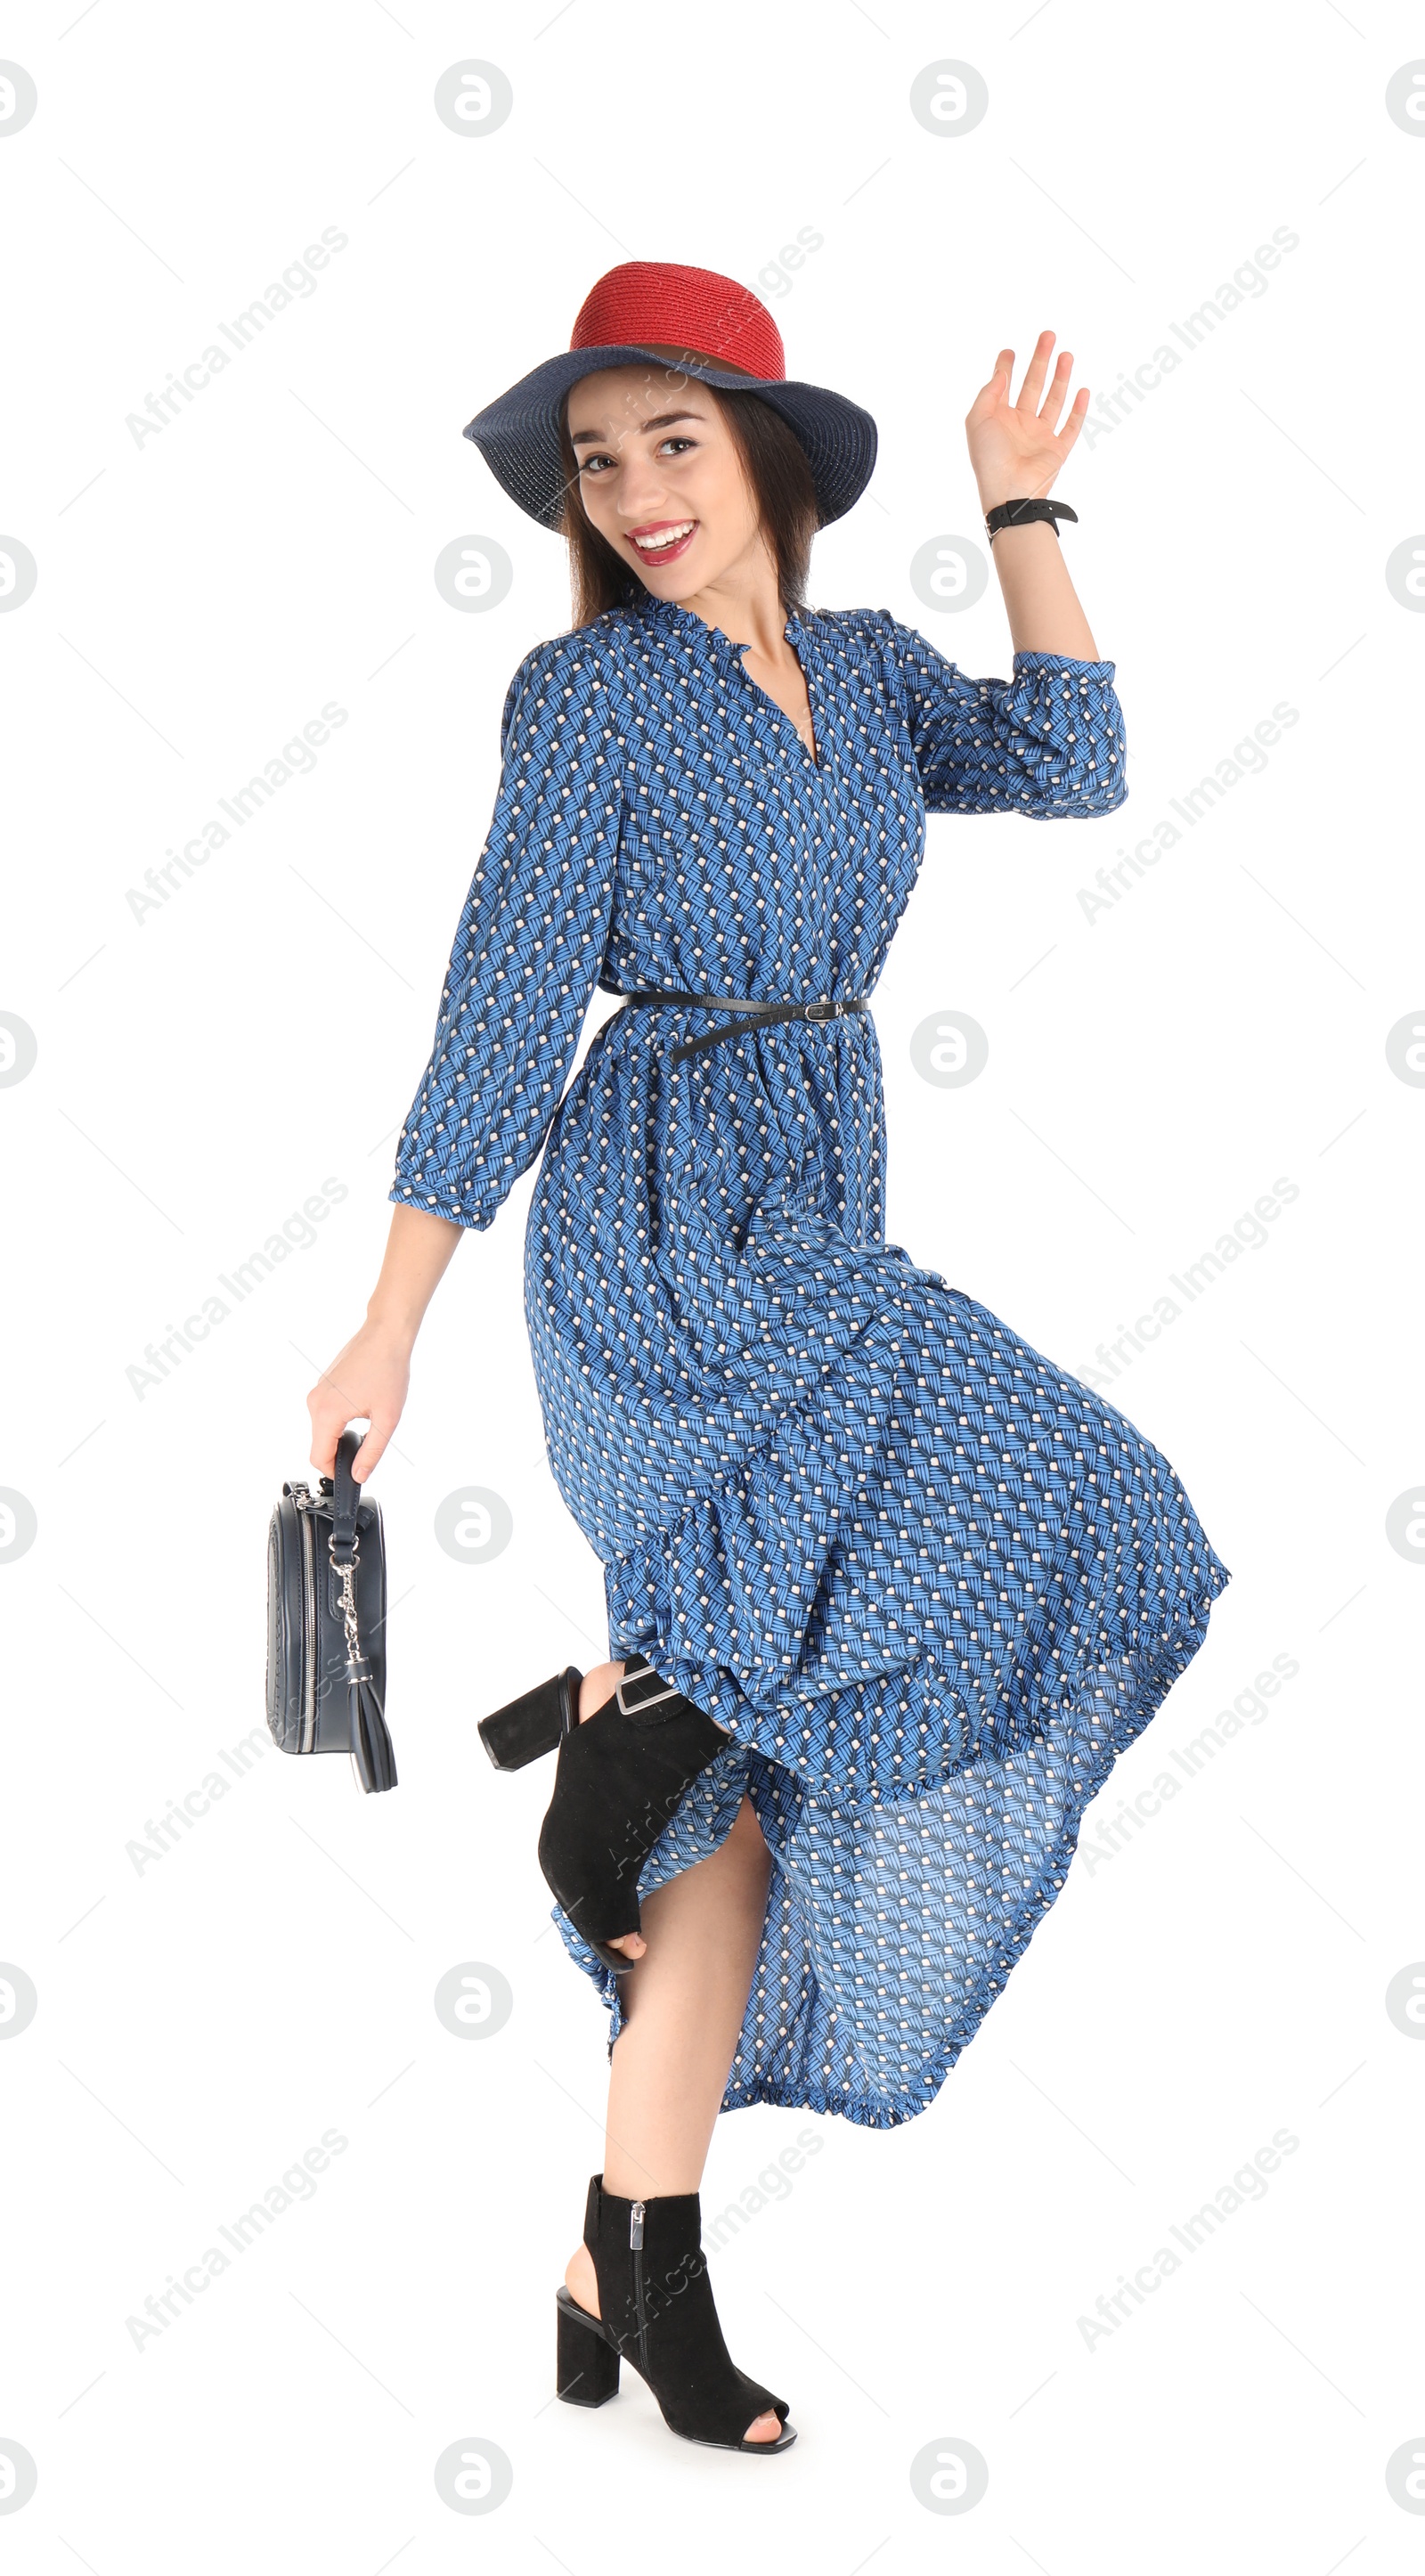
[265,1425,397,1793]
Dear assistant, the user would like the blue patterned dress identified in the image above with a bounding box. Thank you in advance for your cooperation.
[393,589,1231,2129]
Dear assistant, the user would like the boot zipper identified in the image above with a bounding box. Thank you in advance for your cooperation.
[630,2200,648,2374]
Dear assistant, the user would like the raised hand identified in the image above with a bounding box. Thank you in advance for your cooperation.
[965,330,1089,512]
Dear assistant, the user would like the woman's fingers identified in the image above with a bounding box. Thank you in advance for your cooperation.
[969,336,1075,444]
[306,1323,412,1480]
[308,1399,387,1480]
[307,1374,355,1475]
[976,330,1087,440]
[1056,385,1091,456]
[1037,348,1075,432]
[965,349,1014,424]
[306,1409,340,1476]
[307,1403,387,1480]
[348,1414,395,1482]
[1015,328,1056,410]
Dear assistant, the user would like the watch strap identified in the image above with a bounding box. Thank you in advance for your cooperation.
[984,496,1079,542]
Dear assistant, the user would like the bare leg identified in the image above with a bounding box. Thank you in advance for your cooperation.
[563,1661,779,2442]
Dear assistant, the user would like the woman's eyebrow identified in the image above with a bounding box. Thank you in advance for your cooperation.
[568,409,707,447]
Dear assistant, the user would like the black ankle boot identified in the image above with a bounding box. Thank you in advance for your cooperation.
[556,2172,796,2453]
[476,1657,728,1974]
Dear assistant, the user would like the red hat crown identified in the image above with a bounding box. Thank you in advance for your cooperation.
[569,261,786,383]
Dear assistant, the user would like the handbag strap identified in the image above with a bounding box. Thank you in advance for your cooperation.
[330,1426,366,1568]
[325,1423,394,1791]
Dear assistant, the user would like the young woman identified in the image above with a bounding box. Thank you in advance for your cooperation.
[307,261,1230,2456]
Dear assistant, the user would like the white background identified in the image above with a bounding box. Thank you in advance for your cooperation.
[4,1,1422,2566]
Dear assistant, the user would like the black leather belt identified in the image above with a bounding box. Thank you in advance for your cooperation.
[619,988,869,1064]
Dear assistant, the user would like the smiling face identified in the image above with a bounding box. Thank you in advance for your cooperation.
[565,361,775,599]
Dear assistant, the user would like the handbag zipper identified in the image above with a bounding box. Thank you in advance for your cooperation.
[297,1501,318,1752]
[630,2200,648,2374]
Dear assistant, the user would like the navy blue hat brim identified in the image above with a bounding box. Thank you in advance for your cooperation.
[463,344,877,532]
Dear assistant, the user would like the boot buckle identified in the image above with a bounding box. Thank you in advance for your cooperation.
[615,1667,682,1716]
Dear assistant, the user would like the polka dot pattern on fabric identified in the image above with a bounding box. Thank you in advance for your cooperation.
[393,590,1229,2129]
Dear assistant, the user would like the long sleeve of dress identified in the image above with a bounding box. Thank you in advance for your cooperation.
[389,633,625,1229]
[877,610,1127,819]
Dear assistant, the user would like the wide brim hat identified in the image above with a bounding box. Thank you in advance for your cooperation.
[463,260,877,532]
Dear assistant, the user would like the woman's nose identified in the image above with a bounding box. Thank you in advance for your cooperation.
[615,477,670,524]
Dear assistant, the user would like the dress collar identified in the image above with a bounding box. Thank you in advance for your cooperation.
[630,590,807,654]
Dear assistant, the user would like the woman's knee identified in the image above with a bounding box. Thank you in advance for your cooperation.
[578,1659,625,1721]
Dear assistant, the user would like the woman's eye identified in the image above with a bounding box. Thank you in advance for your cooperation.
[577,435,694,474]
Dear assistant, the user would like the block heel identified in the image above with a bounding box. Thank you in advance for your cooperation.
[555,2286,621,2407]
[476,1667,579,1770]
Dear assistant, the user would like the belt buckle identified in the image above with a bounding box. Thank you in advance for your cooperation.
[804,999,837,1023]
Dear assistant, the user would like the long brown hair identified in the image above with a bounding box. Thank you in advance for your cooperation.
[557,383,821,628]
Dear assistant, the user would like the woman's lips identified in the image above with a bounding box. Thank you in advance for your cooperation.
[628,519,697,566]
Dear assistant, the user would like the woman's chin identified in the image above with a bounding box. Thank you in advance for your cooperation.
[625,528,702,581]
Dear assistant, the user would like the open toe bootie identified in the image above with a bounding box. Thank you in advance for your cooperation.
[476,1654,727,1973]
[556,2173,796,2453]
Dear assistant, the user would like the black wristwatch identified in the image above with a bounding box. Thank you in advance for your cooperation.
[984,497,1079,543]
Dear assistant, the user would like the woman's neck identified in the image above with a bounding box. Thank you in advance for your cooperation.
[664,542,789,660]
